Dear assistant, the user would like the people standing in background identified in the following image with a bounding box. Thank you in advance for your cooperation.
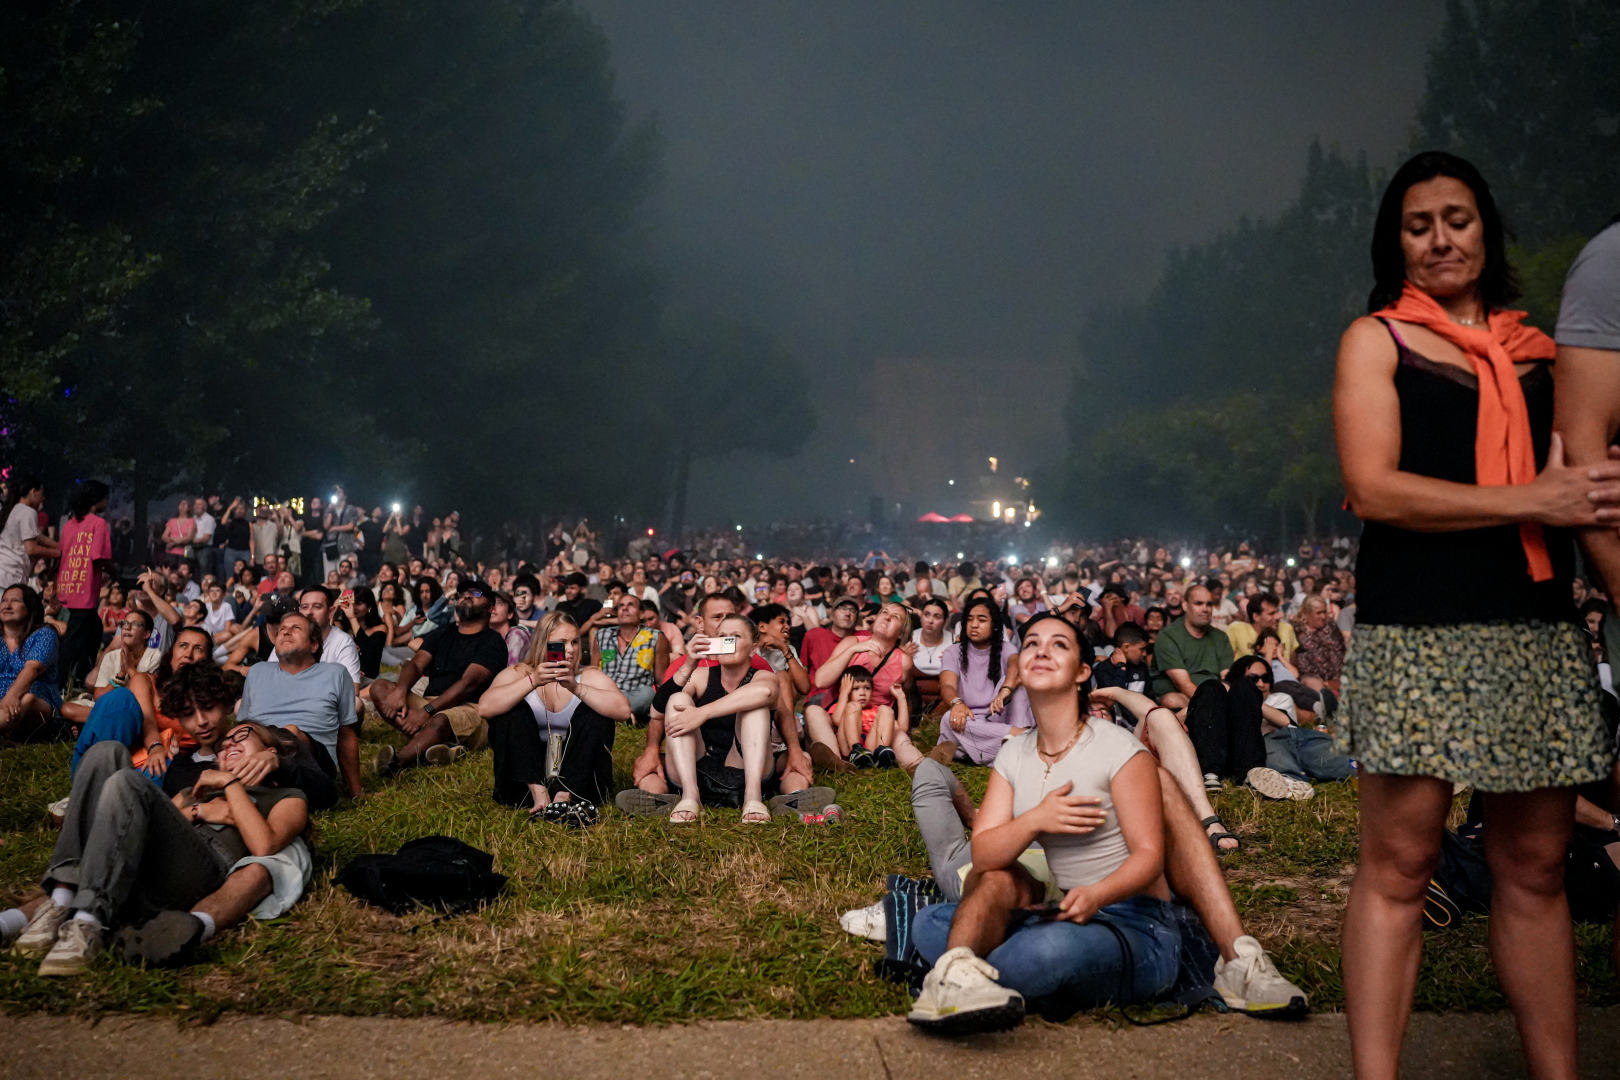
[56,482,115,688]
[0,474,59,590]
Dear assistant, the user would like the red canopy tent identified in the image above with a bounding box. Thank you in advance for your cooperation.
[916,511,951,523]
[948,513,975,523]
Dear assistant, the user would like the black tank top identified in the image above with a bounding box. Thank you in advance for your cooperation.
[694,665,756,763]
[1354,319,1574,626]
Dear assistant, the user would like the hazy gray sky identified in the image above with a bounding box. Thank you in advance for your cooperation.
[579,0,1448,522]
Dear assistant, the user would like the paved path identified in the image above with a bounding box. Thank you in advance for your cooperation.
[3,1007,1619,1079]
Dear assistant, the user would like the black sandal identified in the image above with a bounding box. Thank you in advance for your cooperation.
[1202,815,1241,855]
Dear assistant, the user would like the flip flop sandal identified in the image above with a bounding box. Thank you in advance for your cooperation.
[740,799,772,824]
[1201,815,1241,855]
[767,786,837,817]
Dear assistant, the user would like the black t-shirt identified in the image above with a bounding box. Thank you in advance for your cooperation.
[419,625,508,698]
[224,517,251,550]
[556,597,602,627]
[358,519,382,558]
[1092,657,1152,691]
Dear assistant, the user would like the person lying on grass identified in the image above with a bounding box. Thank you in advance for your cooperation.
[477,611,629,827]
[619,613,831,823]
[899,613,1306,1033]
[2,663,312,975]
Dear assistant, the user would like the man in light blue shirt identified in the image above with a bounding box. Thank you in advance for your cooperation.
[239,612,361,799]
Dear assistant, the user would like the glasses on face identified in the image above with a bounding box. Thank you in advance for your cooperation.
[460,589,485,599]
[220,727,256,748]
[120,619,146,630]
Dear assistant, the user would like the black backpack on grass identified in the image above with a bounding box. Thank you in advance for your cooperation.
[335,835,507,915]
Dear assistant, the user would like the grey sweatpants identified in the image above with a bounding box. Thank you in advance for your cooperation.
[46,741,232,925]
[912,758,972,902]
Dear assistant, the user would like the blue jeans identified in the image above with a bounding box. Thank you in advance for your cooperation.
[1265,726,1353,783]
[71,688,159,787]
[914,894,1182,1020]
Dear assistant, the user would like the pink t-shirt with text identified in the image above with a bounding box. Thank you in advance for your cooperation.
[58,513,111,610]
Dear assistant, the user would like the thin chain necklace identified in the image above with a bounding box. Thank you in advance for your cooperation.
[1037,722,1085,780]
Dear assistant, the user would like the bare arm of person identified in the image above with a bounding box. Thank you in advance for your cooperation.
[1336,316,1620,530]
[813,635,881,689]
[665,670,775,738]
[574,668,632,722]
[1552,344,1620,596]
[427,662,496,712]
[191,771,308,857]
[939,669,971,731]
[479,663,538,718]
[376,650,428,719]
[138,573,181,627]
[1166,668,1198,700]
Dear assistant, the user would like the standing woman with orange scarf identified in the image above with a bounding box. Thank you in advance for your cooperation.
[1335,152,1620,1080]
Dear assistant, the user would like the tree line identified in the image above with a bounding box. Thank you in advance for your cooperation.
[1045,0,1620,543]
[0,0,812,538]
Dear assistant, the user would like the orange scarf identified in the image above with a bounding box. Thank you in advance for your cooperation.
[1376,282,1557,581]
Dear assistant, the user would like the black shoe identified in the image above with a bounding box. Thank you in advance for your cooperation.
[117,911,207,967]
[874,746,898,769]
[534,800,599,828]
[849,747,876,769]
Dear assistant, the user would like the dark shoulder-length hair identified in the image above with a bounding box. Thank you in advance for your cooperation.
[3,583,45,641]
[1368,151,1520,313]
[959,595,1006,685]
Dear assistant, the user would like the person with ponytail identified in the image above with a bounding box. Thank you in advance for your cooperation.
[1334,151,1620,1080]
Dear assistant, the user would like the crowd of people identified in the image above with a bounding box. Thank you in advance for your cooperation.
[1,150,1619,1079]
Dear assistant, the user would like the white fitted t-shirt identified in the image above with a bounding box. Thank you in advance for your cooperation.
[992,720,1147,890]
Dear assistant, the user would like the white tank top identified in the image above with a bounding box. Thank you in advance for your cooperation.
[525,688,580,733]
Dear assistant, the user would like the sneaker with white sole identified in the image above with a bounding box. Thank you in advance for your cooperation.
[37,918,101,977]
[906,946,1025,1033]
[839,900,887,942]
[1246,766,1314,801]
[1203,772,1223,792]
[13,898,68,959]
[373,744,398,776]
[1213,935,1308,1018]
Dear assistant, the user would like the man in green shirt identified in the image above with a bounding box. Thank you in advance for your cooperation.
[1151,584,1234,705]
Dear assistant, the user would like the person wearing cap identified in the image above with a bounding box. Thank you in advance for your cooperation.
[799,595,863,770]
[370,580,507,775]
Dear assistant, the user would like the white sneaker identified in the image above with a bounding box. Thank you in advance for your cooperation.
[1203,772,1222,792]
[906,946,1025,1033]
[38,917,101,977]
[839,900,886,942]
[1213,935,1308,1017]
[13,898,67,959]
[47,796,69,827]
[1246,767,1314,801]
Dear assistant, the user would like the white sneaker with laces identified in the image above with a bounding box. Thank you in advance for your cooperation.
[1213,935,1308,1017]
[906,946,1025,1033]
[38,917,102,977]
[839,900,886,942]
[1246,766,1314,801]
[13,899,67,959]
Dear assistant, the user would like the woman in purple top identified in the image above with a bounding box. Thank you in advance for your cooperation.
[934,596,1032,765]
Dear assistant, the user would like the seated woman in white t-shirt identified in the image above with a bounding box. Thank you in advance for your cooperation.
[908,597,954,703]
[907,612,1181,1032]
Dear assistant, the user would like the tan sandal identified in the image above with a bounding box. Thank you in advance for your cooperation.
[740,799,771,824]
[668,798,702,825]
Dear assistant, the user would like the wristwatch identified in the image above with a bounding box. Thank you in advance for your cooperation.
[422,702,438,717]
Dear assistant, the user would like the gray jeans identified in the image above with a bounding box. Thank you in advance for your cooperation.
[912,758,972,902]
[46,741,232,925]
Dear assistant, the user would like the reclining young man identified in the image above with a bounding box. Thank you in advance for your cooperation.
[622,593,818,816]
[846,614,1304,1025]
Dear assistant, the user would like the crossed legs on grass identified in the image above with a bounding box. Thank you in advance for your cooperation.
[1139,709,1241,854]
[1344,775,1579,1080]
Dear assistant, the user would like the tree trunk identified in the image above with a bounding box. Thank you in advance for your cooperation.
[668,435,693,543]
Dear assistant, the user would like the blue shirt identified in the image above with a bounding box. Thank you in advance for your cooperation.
[239,660,357,758]
[1,627,60,711]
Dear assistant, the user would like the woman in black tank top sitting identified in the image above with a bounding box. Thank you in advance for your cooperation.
[660,614,782,824]
[478,612,630,827]
[1334,152,1620,1080]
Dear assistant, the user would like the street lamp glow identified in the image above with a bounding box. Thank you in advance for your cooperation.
[1180,557,1191,568]
[1287,557,1296,567]
[992,501,1001,518]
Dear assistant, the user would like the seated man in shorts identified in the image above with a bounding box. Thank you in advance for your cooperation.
[371,580,507,775]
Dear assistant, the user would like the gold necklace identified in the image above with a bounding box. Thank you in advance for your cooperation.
[1037,723,1085,779]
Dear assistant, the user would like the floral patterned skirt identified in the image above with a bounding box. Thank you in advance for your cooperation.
[1340,620,1615,791]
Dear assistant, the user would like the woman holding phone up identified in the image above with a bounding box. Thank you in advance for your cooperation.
[477,612,628,827]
